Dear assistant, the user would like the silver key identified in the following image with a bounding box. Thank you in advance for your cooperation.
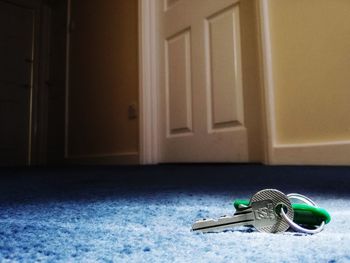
[192,189,294,233]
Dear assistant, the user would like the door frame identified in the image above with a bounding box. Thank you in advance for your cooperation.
[138,0,161,164]
[31,0,51,165]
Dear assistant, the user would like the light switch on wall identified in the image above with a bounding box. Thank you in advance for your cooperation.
[128,102,138,119]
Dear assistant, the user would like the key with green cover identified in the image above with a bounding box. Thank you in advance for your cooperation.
[233,199,331,227]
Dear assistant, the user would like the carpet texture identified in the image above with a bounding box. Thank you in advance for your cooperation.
[0,165,349,262]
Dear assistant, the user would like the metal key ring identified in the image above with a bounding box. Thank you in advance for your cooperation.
[287,193,318,207]
[280,193,325,234]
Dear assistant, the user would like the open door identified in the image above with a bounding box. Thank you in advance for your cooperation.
[157,0,264,162]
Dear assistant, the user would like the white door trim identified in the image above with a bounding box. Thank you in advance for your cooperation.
[258,0,276,164]
[138,0,160,164]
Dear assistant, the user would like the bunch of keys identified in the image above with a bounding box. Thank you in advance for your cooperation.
[191,189,330,234]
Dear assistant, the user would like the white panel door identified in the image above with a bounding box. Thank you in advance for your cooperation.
[159,0,250,162]
[0,1,35,165]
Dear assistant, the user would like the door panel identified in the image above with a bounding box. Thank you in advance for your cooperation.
[165,29,193,137]
[0,1,35,165]
[206,4,244,131]
[159,0,257,162]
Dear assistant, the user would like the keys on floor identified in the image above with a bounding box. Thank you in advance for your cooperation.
[233,198,331,227]
[192,189,294,234]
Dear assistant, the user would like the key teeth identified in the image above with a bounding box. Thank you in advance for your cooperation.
[196,215,231,225]
[196,218,213,222]
[192,218,215,229]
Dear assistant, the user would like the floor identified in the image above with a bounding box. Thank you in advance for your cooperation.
[0,165,349,262]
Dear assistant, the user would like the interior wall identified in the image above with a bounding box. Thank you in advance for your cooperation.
[268,0,350,145]
[67,0,139,161]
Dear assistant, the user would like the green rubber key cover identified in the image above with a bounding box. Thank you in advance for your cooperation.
[233,199,331,226]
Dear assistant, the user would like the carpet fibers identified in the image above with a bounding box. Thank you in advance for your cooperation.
[0,165,349,262]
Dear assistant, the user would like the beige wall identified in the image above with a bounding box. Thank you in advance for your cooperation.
[268,0,350,145]
[68,0,139,159]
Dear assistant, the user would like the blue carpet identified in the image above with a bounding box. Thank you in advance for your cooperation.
[0,165,349,262]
